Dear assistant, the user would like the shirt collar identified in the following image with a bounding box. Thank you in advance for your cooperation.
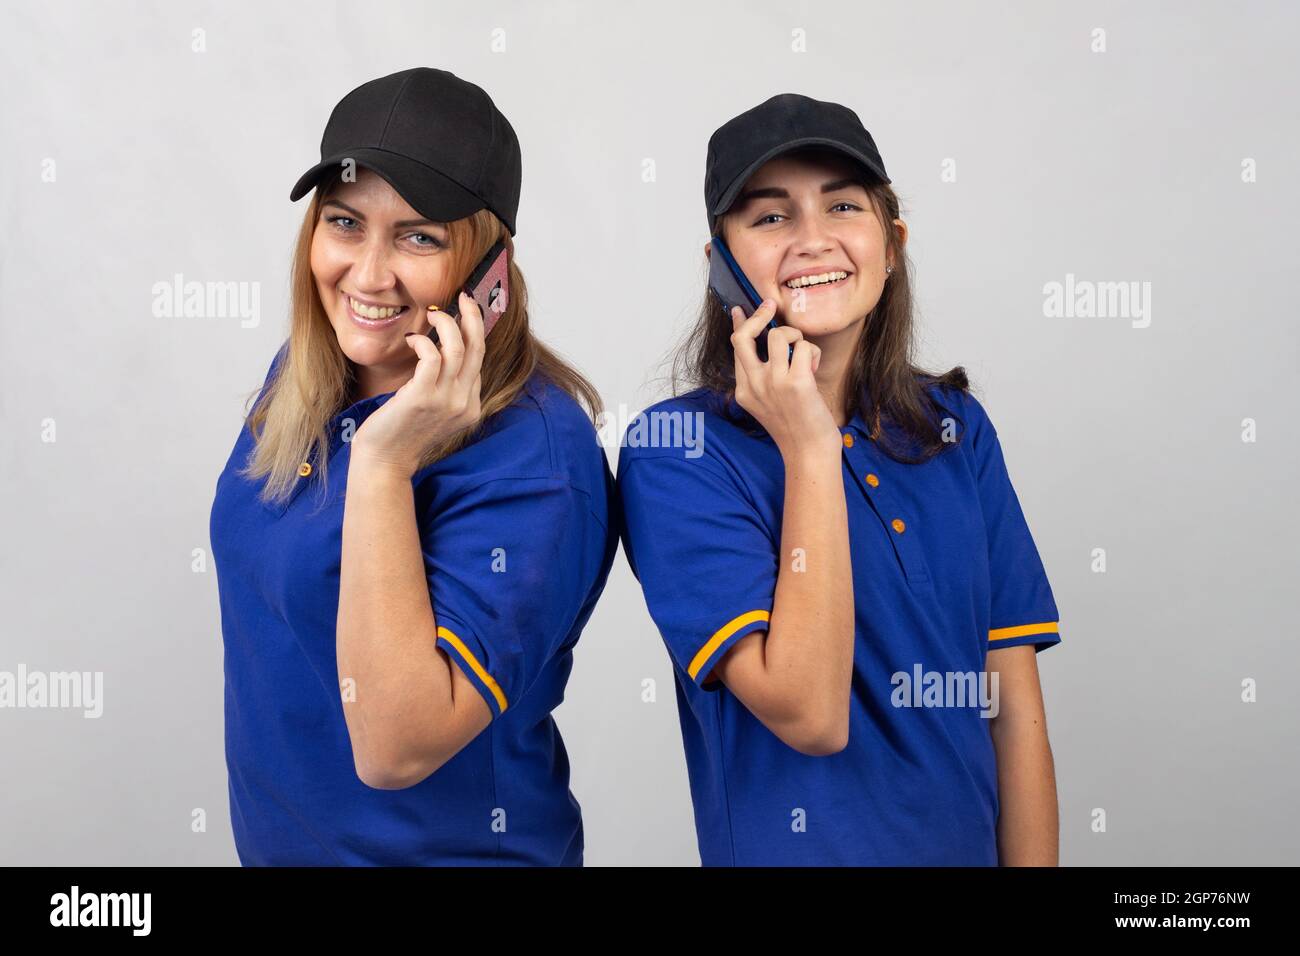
[333,390,394,425]
[712,388,880,442]
[845,399,881,441]
[329,370,545,431]
[328,392,397,457]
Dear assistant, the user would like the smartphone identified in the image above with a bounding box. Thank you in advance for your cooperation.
[429,239,510,344]
[708,234,786,362]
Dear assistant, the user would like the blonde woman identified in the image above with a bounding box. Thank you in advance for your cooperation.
[210,68,615,865]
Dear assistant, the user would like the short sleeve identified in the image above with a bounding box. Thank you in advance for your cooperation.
[967,395,1062,653]
[618,453,778,689]
[421,476,602,720]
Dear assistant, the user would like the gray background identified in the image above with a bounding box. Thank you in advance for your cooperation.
[2,0,1296,865]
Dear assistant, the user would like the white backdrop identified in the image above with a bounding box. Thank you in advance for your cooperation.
[1,0,1297,865]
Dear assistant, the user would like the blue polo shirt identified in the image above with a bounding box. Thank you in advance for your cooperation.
[617,381,1062,866]
[209,343,617,865]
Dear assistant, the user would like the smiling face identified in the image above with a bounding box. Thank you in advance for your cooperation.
[310,167,458,395]
[716,149,904,343]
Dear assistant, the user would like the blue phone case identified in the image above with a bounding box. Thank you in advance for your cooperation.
[708,235,786,362]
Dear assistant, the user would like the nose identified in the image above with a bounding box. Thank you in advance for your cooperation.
[790,208,835,258]
[348,233,398,295]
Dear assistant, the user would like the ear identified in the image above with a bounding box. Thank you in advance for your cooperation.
[892,218,909,246]
[703,240,712,261]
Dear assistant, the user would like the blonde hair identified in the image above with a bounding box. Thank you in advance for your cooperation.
[238,167,603,506]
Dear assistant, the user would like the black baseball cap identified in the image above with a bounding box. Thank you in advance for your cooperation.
[289,67,522,236]
[704,93,890,232]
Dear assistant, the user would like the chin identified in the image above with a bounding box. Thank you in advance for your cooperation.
[334,327,396,368]
[784,308,862,339]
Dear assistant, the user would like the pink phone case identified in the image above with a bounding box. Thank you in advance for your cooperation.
[443,242,509,338]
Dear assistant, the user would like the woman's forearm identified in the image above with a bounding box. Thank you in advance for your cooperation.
[336,458,456,785]
[763,445,855,747]
[991,717,1060,865]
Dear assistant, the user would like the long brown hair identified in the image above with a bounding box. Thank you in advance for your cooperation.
[238,166,603,506]
[669,146,971,464]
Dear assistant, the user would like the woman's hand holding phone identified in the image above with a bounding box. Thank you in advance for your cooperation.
[350,291,485,478]
[730,300,842,462]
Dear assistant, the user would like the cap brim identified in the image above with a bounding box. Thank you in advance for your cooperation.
[710,137,891,221]
[288,147,500,231]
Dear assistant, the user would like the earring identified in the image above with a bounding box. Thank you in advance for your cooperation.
[886,265,894,274]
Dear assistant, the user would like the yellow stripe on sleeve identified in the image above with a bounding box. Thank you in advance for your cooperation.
[988,621,1059,643]
[437,625,509,714]
[687,609,772,681]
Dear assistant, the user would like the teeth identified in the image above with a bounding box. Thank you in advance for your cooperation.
[785,271,848,289]
[348,295,405,319]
